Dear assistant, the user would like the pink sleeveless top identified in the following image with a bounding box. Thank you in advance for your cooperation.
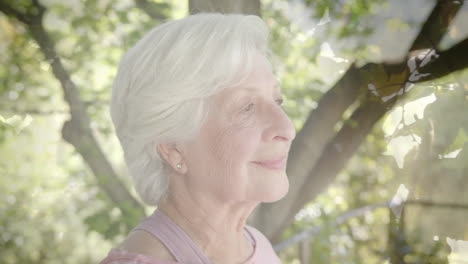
[99,210,281,264]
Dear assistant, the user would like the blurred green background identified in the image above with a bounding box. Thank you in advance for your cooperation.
[1,0,467,263]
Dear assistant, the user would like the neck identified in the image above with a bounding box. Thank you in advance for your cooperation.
[158,189,259,263]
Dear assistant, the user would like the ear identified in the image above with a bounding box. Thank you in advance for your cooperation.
[156,143,186,173]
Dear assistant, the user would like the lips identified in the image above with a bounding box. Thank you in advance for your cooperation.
[252,156,287,170]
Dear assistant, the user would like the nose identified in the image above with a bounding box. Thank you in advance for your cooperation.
[265,105,296,143]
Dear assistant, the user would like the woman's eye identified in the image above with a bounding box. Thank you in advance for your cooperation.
[243,103,254,112]
[242,98,283,113]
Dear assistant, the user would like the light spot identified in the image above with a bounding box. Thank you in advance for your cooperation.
[383,135,421,168]
[320,42,349,63]
[318,8,330,26]
[439,148,462,159]
[389,184,409,218]
[382,93,436,136]
[447,237,468,263]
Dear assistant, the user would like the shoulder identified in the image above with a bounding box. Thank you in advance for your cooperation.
[100,230,178,264]
[244,225,281,263]
[245,225,273,247]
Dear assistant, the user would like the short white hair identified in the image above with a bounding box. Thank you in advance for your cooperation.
[110,13,272,206]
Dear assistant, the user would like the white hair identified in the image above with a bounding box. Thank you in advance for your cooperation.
[110,13,272,206]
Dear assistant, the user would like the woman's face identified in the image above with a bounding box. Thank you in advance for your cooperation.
[181,54,296,203]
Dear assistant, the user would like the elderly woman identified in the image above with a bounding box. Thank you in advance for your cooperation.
[100,12,296,264]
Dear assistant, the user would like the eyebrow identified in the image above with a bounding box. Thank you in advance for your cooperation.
[235,82,281,94]
[225,83,282,109]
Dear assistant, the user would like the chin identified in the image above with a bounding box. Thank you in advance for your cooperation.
[260,174,290,203]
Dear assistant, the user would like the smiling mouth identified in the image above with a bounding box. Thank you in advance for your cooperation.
[251,157,286,170]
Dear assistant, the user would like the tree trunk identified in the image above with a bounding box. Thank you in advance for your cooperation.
[0,0,146,231]
[185,0,468,243]
[252,0,466,243]
[189,0,260,16]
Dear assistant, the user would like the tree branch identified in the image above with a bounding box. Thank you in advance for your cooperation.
[417,37,468,80]
[0,0,145,228]
[134,0,170,20]
[273,199,468,252]
[268,36,468,242]
[258,36,468,241]
[410,0,464,51]
[189,0,261,16]
[250,64,363,233]
[0,0,32,24]
[406,199,468,210]
[274,202,390,252]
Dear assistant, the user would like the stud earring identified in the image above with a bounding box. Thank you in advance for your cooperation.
[176,163,182,169]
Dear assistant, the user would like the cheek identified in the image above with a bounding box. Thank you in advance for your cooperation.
[211,125,260,166]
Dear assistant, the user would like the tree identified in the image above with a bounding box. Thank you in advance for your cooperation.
[182,0,468,243]
[248,0,468,242]
[0,0,467,253]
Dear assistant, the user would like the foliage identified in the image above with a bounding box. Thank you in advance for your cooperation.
[1,0,467,263]
[0,0,172,262]
[0,115,116,263]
